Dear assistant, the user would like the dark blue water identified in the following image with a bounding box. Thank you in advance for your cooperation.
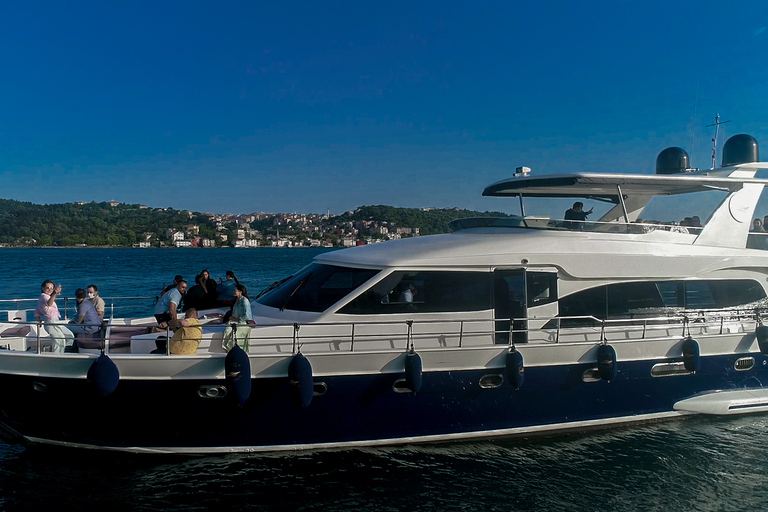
[0,247,336,318]
[0,248,766,511]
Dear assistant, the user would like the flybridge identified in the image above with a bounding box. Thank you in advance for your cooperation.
[482,172,768,199]
[454,134,768,250]
[484,134,765,200]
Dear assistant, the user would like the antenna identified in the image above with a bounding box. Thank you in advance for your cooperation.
[706,114,731,169]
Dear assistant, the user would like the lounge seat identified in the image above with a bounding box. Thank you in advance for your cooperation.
[0,325,31,338]
[75,331,103,351]
[106,326,149,351]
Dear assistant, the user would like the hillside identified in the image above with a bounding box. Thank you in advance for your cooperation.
[336,205,511,236]
[0,200,215,246]
[0,199,510,247]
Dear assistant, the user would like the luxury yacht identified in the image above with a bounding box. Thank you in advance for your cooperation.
[1,132,768,453]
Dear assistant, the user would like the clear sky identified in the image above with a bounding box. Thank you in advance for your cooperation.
[1,1,767,214]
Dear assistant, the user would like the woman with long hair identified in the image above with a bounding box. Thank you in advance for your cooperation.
[198,269,218,308]
[222,284,253,352]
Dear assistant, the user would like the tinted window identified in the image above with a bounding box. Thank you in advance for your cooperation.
[656,281,684,307]
[527,272,558,306]
[685,281,716,309]
[658,280,764,309]
[557,286,606,326]
[606,281,666,319]
[339,271,492,314]
[695,280,764,308]
[556,279,766,327]
[256,264,379,313]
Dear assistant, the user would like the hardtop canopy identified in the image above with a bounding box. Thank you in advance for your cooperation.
[482,167,768,202]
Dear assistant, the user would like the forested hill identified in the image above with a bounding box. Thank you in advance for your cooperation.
[337,205,511,235]
[0,199,214,246]
[0,198,511,246]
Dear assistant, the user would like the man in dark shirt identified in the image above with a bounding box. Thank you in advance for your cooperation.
[563,202,593,230]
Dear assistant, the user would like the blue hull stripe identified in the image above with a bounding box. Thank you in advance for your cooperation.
[0,353,764,452]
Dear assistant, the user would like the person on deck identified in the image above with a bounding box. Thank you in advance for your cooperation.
[161,275,184,296]
[216,271,238,305]
[222,284,253,352]
[68,288,101,335]
[34,280,74,353]
[154,280,188,328]
[198,269,219,308]
[563,202,593,230]
[748,218,767,249]
[182,275,207,312]
[168,308,203,355]
[87,284,106,320]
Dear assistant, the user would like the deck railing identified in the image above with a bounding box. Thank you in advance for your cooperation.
[0,296,162,322]
[451,217,768,251]
[0,301,763,355]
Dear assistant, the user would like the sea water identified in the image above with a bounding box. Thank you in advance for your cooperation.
[0,248,766,512]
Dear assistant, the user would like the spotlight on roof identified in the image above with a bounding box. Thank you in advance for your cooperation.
[514,166,531,177]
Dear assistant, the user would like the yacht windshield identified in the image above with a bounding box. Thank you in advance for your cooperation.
[256,264,379,313]
[454,189,729,235]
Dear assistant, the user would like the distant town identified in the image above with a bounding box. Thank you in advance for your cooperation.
[151,209,421,249]
[0,199,507,248]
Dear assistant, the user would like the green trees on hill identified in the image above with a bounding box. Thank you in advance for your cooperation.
[0,200,212,247]
[338,205,510,235]
[0,199,511,247]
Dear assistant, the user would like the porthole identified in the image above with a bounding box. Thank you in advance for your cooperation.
[313,382,328,396]
[734,357,755,371]
[582,368,601,382]
[651,362,692,378]
[479,374,503,389]
[198,385,228,399]
[392,378,414,394]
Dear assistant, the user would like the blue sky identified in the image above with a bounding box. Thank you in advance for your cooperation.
[1,1,767,214]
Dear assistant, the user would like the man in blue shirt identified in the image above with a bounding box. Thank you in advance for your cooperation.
[68,288,102,335]
[154,280,188,327]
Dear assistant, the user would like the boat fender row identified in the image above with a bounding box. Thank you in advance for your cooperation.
[87,352,120,398]
[404,349,423,394]
[597,344,617,382]
[505,348,524,390]
[681,337,701,373]
[225,345,252,407]
[288,352,314,409]
[756,325,768,354]
[224,348,315,409]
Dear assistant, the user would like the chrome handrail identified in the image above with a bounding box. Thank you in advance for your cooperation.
[0,303,762,355]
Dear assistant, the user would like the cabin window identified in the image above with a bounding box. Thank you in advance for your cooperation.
[606,281,666,319]
[658,280,764,309]
[527,272,558,306]
[656,281,685,307]
[557,286,606,325]
[339,271,492,314]
[554,279,765,327]
[690,280,765,308]
[255,264,379,313]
